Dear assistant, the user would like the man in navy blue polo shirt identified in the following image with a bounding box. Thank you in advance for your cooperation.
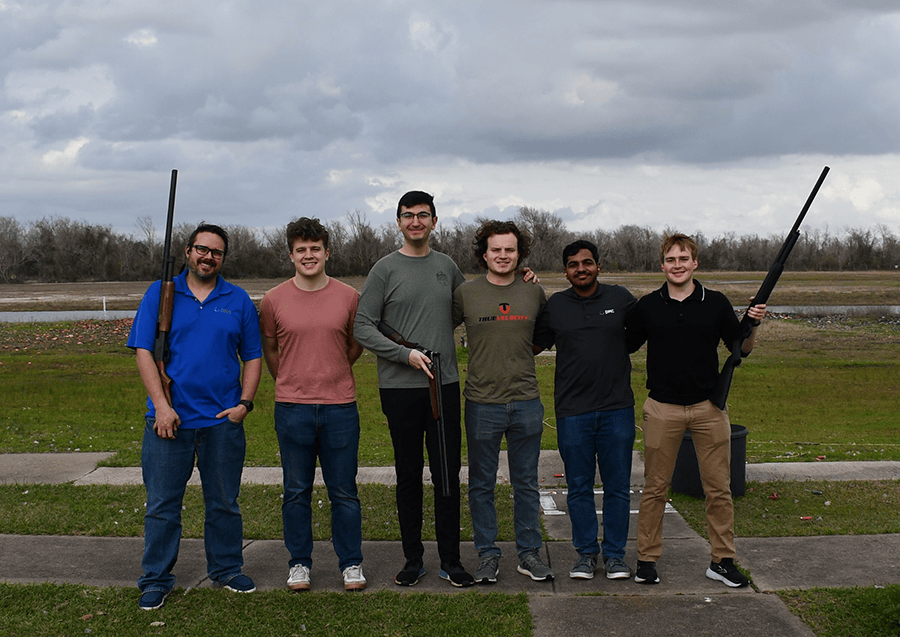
[127,223,262,610]
[533,240,637,582]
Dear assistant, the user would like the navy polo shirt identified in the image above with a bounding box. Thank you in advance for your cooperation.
[127,271,262,428]
[533,284,636,418]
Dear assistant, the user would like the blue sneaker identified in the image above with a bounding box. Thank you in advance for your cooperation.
[222,574,256,593]
[138,590,169,610]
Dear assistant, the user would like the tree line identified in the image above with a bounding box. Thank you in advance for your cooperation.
[0,210,898,284]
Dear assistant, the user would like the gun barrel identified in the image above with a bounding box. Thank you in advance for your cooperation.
[713,166,829,410]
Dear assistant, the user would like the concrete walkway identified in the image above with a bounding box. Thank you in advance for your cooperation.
[3,452,900,636]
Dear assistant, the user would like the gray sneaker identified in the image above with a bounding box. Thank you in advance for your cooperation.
[604,557,632,580]
[569,554,599,579]
[517,551,554,581]
[474,554,500,584]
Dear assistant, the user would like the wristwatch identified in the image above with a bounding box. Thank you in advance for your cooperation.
[239,399,254,413]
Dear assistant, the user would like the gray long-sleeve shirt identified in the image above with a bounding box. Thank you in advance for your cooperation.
[354,250,465,389]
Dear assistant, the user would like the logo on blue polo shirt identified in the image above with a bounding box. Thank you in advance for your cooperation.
[215,307,233,315]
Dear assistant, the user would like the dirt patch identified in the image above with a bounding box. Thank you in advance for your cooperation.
[2,271,900,311]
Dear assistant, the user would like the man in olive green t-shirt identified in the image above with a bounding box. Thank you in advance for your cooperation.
[452,220,551,585]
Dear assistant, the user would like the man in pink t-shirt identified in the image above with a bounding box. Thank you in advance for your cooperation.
[260,217,365,592]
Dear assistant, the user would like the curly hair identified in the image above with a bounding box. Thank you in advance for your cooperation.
[472,220,531,270]
[286,217,329,251]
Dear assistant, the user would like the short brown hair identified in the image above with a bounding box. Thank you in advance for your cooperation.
[659,233,698,263]
[286,217,329,252]
[472,220,531,270]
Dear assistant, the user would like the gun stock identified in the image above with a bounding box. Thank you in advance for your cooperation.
[710,166,829,410]
[153,169,178,407]
[377,320,451,497]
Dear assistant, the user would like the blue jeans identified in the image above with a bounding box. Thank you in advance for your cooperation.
[139,417,246,593]
[557,407,635,560]
[466,398,544,560]
[275,402,363,571]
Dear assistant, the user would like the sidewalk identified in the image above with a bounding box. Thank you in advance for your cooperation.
[3,452,900,636]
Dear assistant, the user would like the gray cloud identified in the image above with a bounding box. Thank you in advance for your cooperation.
[1,1,900,241]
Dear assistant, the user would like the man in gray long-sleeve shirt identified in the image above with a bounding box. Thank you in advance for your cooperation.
[353,191,474,588]
[533,239,637,582]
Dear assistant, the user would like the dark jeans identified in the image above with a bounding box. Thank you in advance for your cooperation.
[139,417,246,593]
[380,382,462,564]
[274,401,363,572]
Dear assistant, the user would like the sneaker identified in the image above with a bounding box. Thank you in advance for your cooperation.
[394,558,426,586]
[604,557,632,580]
[474,554,500,584]
[439,560,475,588]
[343,564,366,591]
[706,558,750,588]
[287,564,311,591]
[516,551,554,581]
[634,560,660,585]
[138,590,169,610]
[569,554,599,580]
[222,573,256,593]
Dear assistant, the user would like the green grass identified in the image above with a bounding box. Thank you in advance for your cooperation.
[670,479,900,538]
[0,584,532,637]
[4,315,900,465]
[0,483,522,541]
[778,585,900,637]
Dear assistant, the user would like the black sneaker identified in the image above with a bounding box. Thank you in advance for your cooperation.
[634,560,660,585]
[706,558,749,588]
[394,558,426,586]
[439,560,475,588]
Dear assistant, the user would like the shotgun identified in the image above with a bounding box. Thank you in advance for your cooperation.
[153,169,178,409]
[711,166,829,410]
[376,321,451,498]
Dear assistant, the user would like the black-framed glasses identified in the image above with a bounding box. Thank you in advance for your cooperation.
[190,244,226,259]
[398,211,433,221]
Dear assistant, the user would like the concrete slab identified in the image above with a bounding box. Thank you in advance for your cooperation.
[0,535,749,597]
[746,461,900,482]
[737,534,900,591]
[0,452,114,485]
[529,592,814,637]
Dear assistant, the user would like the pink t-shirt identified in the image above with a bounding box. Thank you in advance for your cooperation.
[259,278,358,404]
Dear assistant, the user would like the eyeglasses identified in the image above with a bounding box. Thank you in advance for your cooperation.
[190,244,226,259]
[398,212,433,221]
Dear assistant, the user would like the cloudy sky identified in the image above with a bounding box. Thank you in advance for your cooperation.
[2,0,899,243]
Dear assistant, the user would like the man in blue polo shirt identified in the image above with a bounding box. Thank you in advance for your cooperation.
[127,223,262,610]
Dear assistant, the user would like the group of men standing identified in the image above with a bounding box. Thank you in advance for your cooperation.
[128,191,766,610]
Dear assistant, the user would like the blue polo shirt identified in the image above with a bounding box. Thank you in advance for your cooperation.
[127,271,262,429]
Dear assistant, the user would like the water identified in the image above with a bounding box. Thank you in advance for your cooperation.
[0,310,136,323]
[748,306,900,316]
[2,306,900,323]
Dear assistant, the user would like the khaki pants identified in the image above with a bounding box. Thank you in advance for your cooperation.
[636,397,735,562]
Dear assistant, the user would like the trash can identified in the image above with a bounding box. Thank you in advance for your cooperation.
[670,424,748,499]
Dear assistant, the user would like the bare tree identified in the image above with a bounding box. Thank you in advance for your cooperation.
[515,207,572,271]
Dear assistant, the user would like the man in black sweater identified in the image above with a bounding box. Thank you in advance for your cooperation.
[627,233,766,588]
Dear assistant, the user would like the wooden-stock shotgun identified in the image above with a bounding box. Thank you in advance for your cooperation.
[153,169,178,407]
[376,321,451,498]
[710,166,830,410]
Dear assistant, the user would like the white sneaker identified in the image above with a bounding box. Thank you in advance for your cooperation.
[343,564,367,591]
[287,564,311,591]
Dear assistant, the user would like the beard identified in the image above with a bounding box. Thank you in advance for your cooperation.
[189,259,219,281]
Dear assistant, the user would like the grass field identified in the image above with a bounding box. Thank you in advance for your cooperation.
[2,271,900,637]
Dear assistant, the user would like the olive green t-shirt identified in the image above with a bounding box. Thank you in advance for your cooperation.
[452,276,546,404]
